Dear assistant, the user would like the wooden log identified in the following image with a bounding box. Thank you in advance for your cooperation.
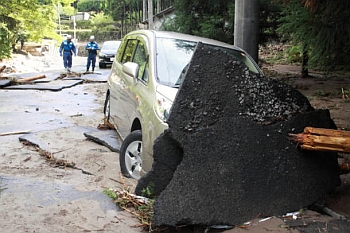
[290,127,350,153]
[16,74,46,83]
[0,130,31,136]
[0,65,6,73]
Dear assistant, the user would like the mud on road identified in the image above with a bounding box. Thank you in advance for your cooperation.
[0,54,140,232]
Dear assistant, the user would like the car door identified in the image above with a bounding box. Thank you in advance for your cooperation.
[109,37,138,138]
[112,35,150,139]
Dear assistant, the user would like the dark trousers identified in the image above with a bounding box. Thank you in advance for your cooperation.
[86,53,97,69]
[63,51,72,68]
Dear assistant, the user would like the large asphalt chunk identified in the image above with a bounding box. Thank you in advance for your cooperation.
[136,43,340,227]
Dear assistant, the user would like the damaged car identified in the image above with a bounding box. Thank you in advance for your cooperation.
[104,30,262,179]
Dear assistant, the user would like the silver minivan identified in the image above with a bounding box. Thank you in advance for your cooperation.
[104,30,261,179]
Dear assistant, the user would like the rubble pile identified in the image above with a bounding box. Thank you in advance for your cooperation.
[136,43,340,227]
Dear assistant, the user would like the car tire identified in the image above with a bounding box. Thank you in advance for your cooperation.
[104,93,110,122]
[120,130,142,179]
[99,62,106,69]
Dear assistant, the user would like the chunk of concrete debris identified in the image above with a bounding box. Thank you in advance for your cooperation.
[136,42,340,227]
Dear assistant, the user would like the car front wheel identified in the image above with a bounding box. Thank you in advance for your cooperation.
[99,62,106,69]
[120,130,142,179]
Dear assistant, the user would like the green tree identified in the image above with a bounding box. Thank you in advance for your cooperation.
[163,0,281,46]
[278,0,350,72]
[77,0,106,12]
[0,0,75,60]
[168,0,234,43]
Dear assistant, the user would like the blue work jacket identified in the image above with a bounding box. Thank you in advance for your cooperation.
[86,41,99,55]
[59,40,76,55]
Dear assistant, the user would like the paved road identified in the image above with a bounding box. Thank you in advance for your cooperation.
[0,54,140,233]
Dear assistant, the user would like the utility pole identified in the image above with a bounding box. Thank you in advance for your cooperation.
[57,3,62,36]
[234,0,259,63]
[148,0,153,30]
[73,16,76,42]
[143,0,147,22]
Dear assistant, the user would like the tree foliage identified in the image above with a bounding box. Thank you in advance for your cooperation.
[163,0,281,45]
[168,0,234,43]
[77,0,106,13]
[278,0,350,71]
[0,0,75,60]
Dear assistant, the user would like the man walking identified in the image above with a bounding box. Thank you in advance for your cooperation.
[85,36,99,72]
[59,35,76,73]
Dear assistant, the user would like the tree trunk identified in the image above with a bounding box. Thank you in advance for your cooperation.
[234,0,259,63]
[157,0,161,13]
[301,43,309,78]
[130,1,133,29]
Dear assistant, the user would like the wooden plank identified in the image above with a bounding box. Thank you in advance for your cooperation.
[290,127,350,153]
[16,74,46,83]
[0,130,31,136]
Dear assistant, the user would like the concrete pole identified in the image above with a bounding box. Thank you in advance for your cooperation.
[143,0,147,22]
[57,3,62,36]
[148,0,153,30]
[234,0,259,63]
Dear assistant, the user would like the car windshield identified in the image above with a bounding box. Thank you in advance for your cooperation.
[102,41,120,50]
[155,37,260,87]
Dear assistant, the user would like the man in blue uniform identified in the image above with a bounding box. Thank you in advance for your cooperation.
[59,35,76,73]
[85,36,99,72]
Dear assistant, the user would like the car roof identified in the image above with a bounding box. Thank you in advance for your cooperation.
[126,30,245,52]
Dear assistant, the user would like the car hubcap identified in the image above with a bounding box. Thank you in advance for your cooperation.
[125,140,142,179]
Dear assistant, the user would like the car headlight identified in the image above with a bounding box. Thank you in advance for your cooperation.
[99,52,106,57]
[155,92,172,122]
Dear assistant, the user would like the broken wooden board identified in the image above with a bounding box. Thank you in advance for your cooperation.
[290,127,350,153]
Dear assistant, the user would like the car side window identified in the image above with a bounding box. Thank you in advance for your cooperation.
[121,39,138,64]
[133,41,148,83]
[116,40,126,62]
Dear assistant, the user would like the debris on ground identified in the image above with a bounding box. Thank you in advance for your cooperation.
[16,74,46,83]
[136,42,341,228]
[20,139,76,169]
[104,173,156,231]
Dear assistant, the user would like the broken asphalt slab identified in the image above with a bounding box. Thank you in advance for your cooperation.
[63,72,109,83]
[3,79,83,91]
[18,126,93,152]
[0,112,74,135]
[136,43,341,227]
[0,80,11,88]
[84,128,121,153]
[0,175,118,211]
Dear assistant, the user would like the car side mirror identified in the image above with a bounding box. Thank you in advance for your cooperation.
[122,62,139,79]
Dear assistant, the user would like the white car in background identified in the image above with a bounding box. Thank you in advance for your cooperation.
[104,30,262,179]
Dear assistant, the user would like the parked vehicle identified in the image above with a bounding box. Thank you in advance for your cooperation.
[99,40,121,68]
[104,30,262,179]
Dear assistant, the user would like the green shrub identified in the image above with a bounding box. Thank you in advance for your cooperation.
[285,45,302,63]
